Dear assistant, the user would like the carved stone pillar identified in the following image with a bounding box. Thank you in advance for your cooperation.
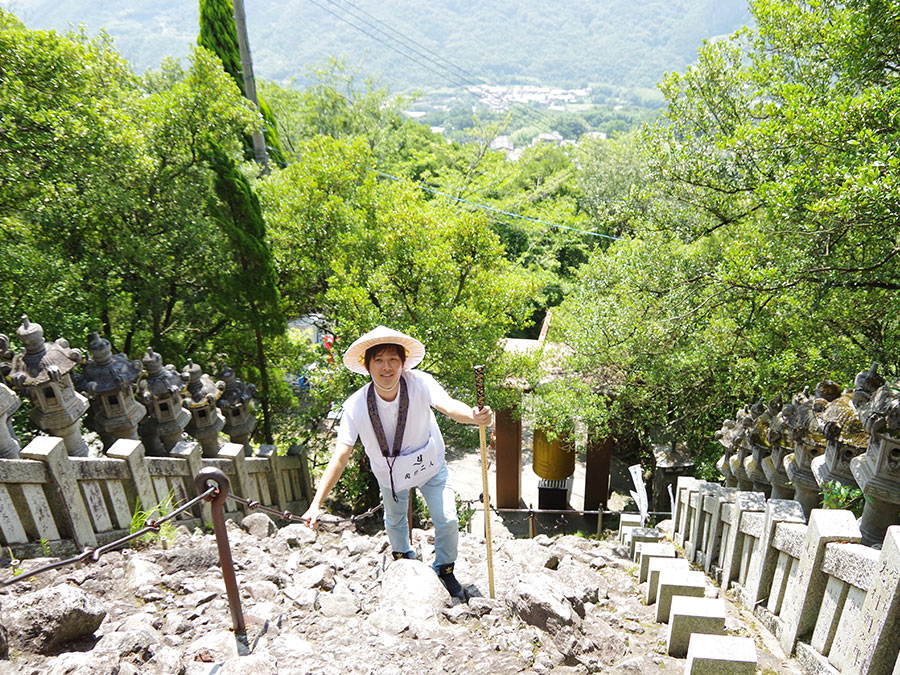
[813,390,867,491]
[0,381,21,459]
[5,316,88,456]
[216,366,256,456]
[136,348,190,455]
[852,364,900,547]
[784,388,828,517]
[74,333,145,450]
[746,398,775,498]
[182,360,225,458]
[729,408,754,491]
[714,417,738,488]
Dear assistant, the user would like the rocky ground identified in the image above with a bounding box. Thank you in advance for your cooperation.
[0,512,804,675]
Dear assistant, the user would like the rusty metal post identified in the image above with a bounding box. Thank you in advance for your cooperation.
[494,407,522,508]
[194,467,245,633]
[585,434,613,512]
[528,506,537,538]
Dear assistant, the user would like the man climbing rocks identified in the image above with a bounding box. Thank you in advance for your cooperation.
[301,326,492,600]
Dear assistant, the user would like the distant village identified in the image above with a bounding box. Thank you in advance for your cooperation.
[404,84,617,159]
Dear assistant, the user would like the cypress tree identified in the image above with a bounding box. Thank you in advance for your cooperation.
[205,144,284,443]
[198,0,286,166]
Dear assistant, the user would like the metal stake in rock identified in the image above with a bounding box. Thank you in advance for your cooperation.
[474,365,495,599]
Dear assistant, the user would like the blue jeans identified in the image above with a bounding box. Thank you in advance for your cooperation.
[379,461,458,569]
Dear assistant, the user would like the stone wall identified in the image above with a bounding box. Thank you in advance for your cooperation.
[674,476,900,675]
[0,436,312,558]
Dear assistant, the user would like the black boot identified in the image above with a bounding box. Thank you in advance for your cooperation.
[391,550,416,561]
[435,563,466,600]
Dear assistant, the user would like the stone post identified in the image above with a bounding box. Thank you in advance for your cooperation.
[106,439,159,519]
[719,491,767,593]
[21,436,97,548]
[216,366,257,456]
[74,333,145,450]
[181,360,225,458]
[778,509,861,655]
[743,499,807,608]
[852,368,900,548]
[843,526,900,675]
[0,381,21,459]
[136,348,190,456]
[5,317,88,456]
[219,442,258,512]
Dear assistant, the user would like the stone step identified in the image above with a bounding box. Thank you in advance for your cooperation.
[637,541,675,582]
[685,634,757,674]
[656,569,707,623]
[647,557,690,605]
[666,596,727,657]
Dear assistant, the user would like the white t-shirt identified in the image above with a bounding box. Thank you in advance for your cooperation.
[336,369,453,489]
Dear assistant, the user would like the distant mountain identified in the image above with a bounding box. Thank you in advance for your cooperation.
[2,0,752,91]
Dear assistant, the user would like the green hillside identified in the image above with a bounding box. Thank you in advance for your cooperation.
[3,0,751,90]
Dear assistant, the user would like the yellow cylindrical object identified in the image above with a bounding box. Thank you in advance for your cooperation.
[532,428,575,481]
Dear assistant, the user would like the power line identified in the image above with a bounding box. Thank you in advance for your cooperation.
[311,0,562,131]
[371,169,623,241]
[326,0,561,129]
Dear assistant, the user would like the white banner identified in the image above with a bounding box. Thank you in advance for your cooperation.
[628,464,649,527]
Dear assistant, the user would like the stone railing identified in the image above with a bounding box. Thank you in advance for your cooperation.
[674,476,900,675]
[0,435,312,559]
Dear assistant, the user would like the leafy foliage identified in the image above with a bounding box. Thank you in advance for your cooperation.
[820,480,866,519]
[556,0,900,467]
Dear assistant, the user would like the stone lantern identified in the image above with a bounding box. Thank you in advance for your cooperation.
[784,383,839,517]
[136,348,190,456]
[813,388,868,491]
[4,316,88,456]
[0,336,21,458]
[714,417,739,488]
[0,381,21,459]
[216,366,256,456]
[181,360,225,458]
[763,399,796,500]
[652,441,694,512]
[74,333,145,450]
[851,364,900,547]
[729,407,755,491]
[745,398,776,497]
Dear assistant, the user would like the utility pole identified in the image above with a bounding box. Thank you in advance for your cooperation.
[231,0,269,172]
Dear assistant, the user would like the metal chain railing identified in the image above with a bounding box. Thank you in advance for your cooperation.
[0,485,217,588]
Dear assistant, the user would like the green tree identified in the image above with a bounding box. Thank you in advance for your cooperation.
[198,0,286,166]
[206,145,284,442]
[558,0,900,467]
[0,13,261,367]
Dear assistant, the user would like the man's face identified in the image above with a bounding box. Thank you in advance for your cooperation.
[368,348,404,390]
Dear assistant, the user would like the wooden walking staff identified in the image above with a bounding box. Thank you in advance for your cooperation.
[473,365,495,598]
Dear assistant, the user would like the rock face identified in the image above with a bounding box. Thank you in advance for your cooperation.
[0,512,801,674]
[1,584,107,654]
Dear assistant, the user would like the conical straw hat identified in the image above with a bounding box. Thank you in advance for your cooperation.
[342,326,425,375]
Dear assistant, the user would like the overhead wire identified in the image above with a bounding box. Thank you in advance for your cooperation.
[302,1,623,246]
[311,0,563,131]
[371,168,622,241]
